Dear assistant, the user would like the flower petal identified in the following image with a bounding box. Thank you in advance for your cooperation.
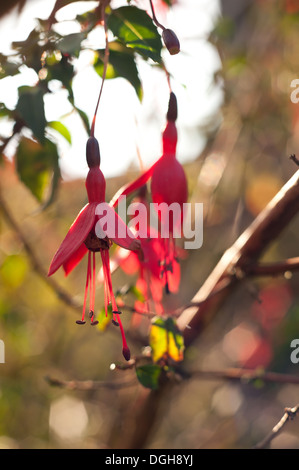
[95,202,142,252]
[63,243,88,276]
[48,203,96,276]
[109,164,156,207]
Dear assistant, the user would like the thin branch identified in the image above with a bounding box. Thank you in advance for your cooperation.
[90,0,110,137]
[289,154,299,167]
[190,368,299,386]
[148,0,165,30]
[45,375,137,390]
[244,257,299,277]
[253,404,299,449]
[46,366,299,391]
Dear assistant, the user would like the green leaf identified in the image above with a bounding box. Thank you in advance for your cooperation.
[94,42,143,100]
[12,28,45,73]
[16,86,46,144]
[136,364,161,390]
[149,317,184,363]
[16,137,59,202]
[46,53,74,102]
[0,102,13,119]
[73,105,90,135]
[47,120,72,144]
[39,159,61,210]
[108,6,162,63]
[56,32,87,58]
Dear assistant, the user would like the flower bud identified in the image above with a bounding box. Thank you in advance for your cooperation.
[166,92,178,122]
[162,28,180,55]
[86,136,101,168]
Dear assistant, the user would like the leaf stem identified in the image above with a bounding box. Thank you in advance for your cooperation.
[149,0,165,31]
[90,1,110,138]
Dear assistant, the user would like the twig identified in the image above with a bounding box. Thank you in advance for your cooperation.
[244,257,299,277]
[190,368,299,386]
[90,0,110,137]
[253,404,299,449]
[289,154,299,166]
[148,0,165,30]
[45,375,137,390]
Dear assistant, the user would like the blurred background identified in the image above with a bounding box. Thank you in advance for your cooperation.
[1,0,299,449]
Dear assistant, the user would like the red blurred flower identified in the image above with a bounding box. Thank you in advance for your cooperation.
[48,136,141,360]
[285,0,299,13]
[110,92,188,293]
[104,190,186,318]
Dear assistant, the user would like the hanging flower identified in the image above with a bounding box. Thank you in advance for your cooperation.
[48,136,141,361]
[110,92,188,292]
[101,187,187,318]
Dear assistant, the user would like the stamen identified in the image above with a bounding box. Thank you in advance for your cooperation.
[77,250,91,324]
[100,249,110,317]
[102,249,131,361]
[88,252,97,324]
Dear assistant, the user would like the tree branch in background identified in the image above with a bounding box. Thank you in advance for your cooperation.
[177,169,299,346]
[244,257,299,277]
[253,404,299,449]
[45,375,137,391]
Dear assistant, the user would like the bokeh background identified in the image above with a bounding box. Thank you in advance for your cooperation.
[1,0,299,449]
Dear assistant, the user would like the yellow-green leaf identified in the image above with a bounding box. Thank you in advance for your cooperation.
[1,255,28,289]
[149,317,184,363]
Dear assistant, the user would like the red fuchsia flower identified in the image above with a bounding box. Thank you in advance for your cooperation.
[110,92,188,294]
[101,187,187,319]
[100,191,163,317]
[48,136,141,361]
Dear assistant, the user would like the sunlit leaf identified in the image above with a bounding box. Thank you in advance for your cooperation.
[108,6,162,63]
[136,364,161,389]
[94,42,143,100]
[47,120,72,144]
[149,317,184,363]
[1,255,28,289]
[16,86,46,144]
[16,137,59,202]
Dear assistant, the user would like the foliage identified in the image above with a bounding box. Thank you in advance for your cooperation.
[0,0,164,204]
